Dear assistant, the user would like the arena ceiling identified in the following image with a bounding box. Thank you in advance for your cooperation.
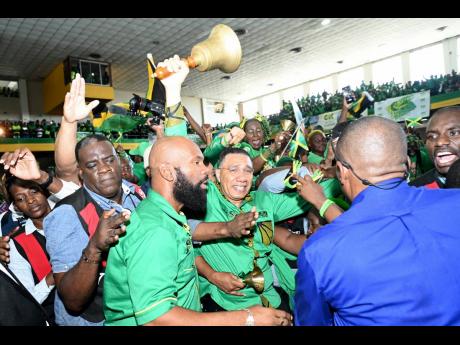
[1,18,460,103]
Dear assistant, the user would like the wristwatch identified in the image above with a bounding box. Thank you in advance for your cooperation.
[39,173,53,190]
[244,308,255,326]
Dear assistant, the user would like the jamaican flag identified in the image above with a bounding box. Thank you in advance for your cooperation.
[90,54,167,134]
[146,53,166,104]
[348,91,374,118]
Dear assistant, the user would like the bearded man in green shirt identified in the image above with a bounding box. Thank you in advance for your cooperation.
[195,147,341,313]
[103,136,292,326]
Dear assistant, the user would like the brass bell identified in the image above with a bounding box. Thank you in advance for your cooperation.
[242,265,264,294]
[154,24,242,79]
[280,119,295,132]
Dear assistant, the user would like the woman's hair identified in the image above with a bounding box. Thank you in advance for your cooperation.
[5,174,49,204]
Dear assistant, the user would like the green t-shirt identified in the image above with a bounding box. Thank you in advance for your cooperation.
[103,190,201,326]
[196,181,314,310]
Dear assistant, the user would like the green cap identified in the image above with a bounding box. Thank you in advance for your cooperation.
[129,141,151,156]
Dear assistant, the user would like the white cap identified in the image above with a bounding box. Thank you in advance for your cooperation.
[143,144,153,169]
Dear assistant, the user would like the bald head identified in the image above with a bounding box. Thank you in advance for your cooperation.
[149,136,208,212]
[336,116,407,178]
[149,136,202,170]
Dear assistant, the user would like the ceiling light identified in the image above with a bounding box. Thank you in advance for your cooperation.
[290,47,302,53]
[89,53,101,59]
[336,60,343,64]
[321,19,331,26]
[234,28,247,36]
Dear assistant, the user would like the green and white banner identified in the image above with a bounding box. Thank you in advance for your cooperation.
[316,108,369,130]
[373,91,430,121]
[316,109,342,131]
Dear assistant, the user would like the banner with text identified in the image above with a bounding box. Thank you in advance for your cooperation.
[373,91,430,122]
[316,109,342,131]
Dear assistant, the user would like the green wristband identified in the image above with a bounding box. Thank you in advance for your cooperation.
[319,199,335,218]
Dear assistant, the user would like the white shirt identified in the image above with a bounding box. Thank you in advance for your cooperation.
[8,219,54,304]
[47,179,80,208]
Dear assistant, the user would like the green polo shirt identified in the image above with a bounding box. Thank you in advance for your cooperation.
[196,180,339,311]
[103,190,201,326]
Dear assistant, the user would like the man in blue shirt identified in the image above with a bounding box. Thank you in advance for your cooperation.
[294,116,460,326]
[44,134,144,326]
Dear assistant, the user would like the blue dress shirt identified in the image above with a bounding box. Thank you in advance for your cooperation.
[294,179,460,326]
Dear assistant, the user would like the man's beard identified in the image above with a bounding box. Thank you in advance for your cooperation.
[173,168,207,213]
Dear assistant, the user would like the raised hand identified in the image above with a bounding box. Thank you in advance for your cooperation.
[271,131,290,153]
[202,123,212,134]
[225,206,259,238]
[209,271,245,296]
[63,73,100,123]
[147,118,165,139]
[293,173,327,209]
[157,55,189,107]
[223,126,246,146]
[302,162,321,176]
[0,148,41,181]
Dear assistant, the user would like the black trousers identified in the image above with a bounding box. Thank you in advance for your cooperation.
[201,286,292,314]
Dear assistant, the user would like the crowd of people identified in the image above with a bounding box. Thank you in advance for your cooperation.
[0,55,459,327]
[0,86,19,98]
[280,70,460,119]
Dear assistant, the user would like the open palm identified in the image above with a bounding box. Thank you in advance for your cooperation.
[0,148,41,180]
[63,73,100,123]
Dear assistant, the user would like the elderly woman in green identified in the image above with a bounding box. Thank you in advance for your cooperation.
[195,147,342,313]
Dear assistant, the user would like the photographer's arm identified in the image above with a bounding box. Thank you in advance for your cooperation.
[338,97,350,124]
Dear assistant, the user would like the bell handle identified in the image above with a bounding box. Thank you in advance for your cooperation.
[153,56,198,80]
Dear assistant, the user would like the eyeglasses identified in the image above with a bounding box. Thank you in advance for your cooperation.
[219,166,254,176]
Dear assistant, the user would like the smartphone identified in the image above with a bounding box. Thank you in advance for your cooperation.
[342,86,356,104]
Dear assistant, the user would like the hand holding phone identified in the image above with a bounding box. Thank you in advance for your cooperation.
[342,86,356,104]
